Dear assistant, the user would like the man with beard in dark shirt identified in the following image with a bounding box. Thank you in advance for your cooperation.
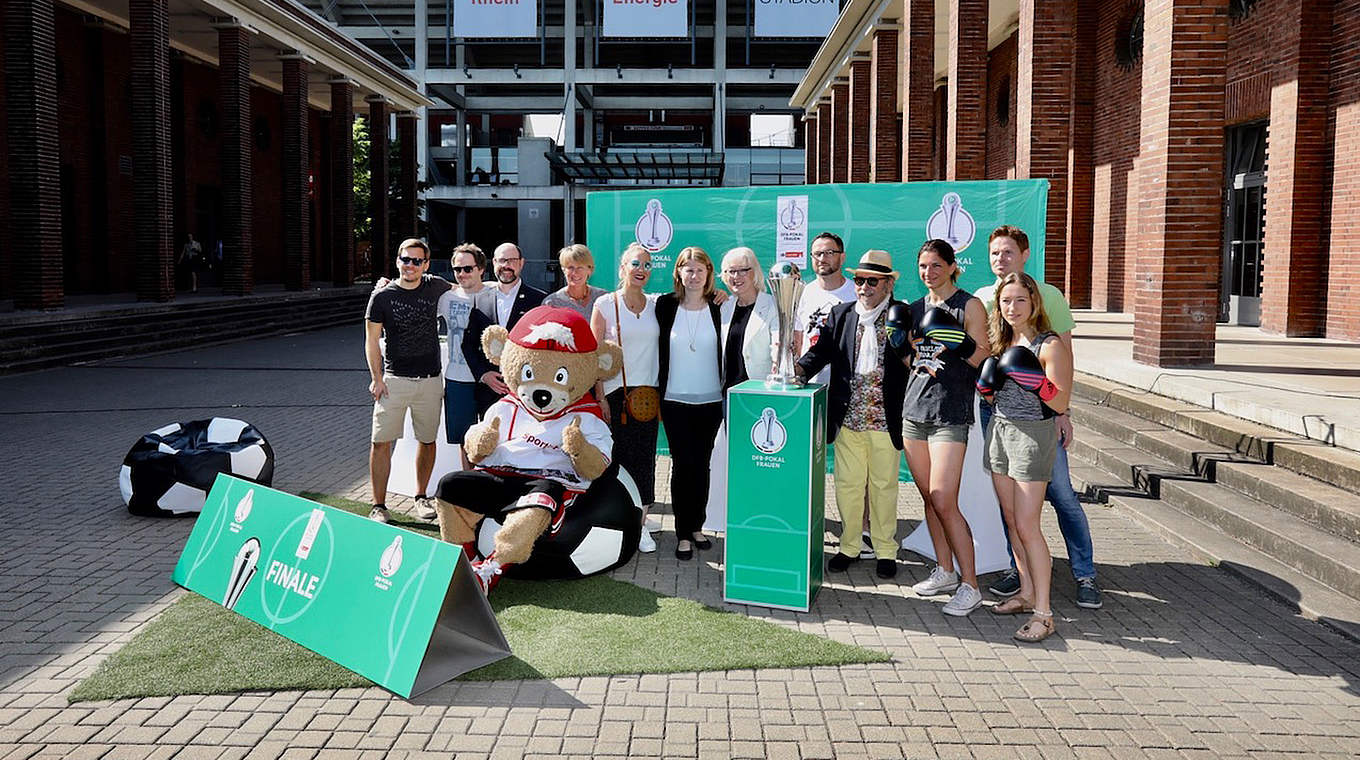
[365,239,452,523]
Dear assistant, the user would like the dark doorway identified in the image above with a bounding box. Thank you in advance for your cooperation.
[194,186,224,287]
[1221,121,1266,325]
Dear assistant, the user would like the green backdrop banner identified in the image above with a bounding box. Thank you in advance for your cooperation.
[172,475,510,698]
[585,180,1049,301]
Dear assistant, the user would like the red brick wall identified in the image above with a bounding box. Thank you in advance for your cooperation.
[0,2,8,302]
[252,86,284,286]
[1089,0,1142,312]
[180,58,223,282]
[56,11,96,293]
[1224,0,1294,124]
[986,33,1017,181]
[1326,0,1360,340]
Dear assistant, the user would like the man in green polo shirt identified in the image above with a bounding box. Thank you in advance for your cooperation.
[972,225,1102,610]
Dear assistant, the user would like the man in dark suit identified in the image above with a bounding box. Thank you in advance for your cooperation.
[795,250,907,578]
[463,242,547,414]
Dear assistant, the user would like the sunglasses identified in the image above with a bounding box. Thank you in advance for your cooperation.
[853,276,882,287]
[452,264,478,274]
[627,260,653,270]
[398,255,427,265]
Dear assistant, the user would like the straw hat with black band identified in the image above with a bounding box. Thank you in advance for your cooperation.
[845,250,900,281]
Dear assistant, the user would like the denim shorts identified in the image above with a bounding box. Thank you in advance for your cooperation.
[443,379,478,445]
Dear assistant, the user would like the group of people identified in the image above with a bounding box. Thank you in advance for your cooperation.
[363,224,1100,643]
[792,226,1099,643]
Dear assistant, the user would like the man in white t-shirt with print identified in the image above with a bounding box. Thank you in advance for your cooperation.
[793,232,858,383]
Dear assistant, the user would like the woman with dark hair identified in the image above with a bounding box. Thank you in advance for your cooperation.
[902,239,992,615]
[655,246,725,560]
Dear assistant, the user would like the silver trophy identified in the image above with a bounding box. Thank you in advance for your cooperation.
[766,261,806,388]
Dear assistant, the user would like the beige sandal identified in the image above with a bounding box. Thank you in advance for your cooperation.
[1013,612,1056,643]
[991,596,1034,615]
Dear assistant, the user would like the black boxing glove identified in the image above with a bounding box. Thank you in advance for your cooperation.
[975,355,1002,400]
[997,346,1059,402]
[919,307,977,357]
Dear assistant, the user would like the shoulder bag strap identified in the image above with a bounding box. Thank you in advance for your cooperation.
[613,293,632,424]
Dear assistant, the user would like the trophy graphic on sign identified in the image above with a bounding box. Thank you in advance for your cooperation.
[634,199,673,253]
[223,537,261,611]
[925,192,976,252]
[766,261,805,388]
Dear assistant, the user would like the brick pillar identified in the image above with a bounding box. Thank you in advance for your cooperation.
[129,0,174,302]
[847,57,872,183]
[830,81,850,184]
[804,113,818,183]
[1064,1,1096,308]
[395,112,419,243]
[946,0,986,181]
[329,78,354,286]
[1016,0,1073,288]
[4,0,62,308]
[281,54,310,291]
[816,101,832,184]
[902,0,934,181]
[218,22,252,295]
[870,25,900,183]
[1260,0,1331,337]
[1132,0,1225,367]
[367,96,391,281]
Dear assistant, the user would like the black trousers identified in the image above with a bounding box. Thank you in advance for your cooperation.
[660,400,723,537]
[437,469,567,521]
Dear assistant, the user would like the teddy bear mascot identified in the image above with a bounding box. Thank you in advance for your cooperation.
[434,305,623,593]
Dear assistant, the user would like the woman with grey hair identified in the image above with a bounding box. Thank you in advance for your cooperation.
[544,243,608,319]
[718,247,778,391]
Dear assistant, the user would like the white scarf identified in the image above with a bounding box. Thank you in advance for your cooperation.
[854,298,890,375]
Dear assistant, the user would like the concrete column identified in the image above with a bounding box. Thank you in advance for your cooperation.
[847,56,871,183]
[945,0,986,180]
[901,0,934,181]
[281,54,310,290]
[217,21,253,295]
[1132,0,1226,366]
[1260,0,1332,336]
[713,0,727,153]
[397,112,419,242]
[870,24,900,183]
[414,0,429,208]
[1016,0,1073,288]
[367,96,391,280]
[804,113,818,183]
[329,78,355,286]
[830,81,850,184]
[129,0,174,301]
[564,0,576,150]
[4,0,62,308]
[816,100,832,184]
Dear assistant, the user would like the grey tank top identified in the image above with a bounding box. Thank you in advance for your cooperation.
[903,289,978,426]
[994,331,1058,421]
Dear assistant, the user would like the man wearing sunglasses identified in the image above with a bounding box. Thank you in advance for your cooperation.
[466,242,547,415]
[795,250,908,577]
[365,239,452,524]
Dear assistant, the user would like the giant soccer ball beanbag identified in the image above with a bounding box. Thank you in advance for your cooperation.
[474,463,644,579]
[119,418,274,517]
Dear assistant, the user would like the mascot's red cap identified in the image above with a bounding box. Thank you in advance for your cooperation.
[508,305,598,353]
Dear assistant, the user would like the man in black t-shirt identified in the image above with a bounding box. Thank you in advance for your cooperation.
[365,238,452,523]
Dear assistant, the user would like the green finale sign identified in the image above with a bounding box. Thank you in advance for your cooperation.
[172,474,510,698]
[585,180,1049,302]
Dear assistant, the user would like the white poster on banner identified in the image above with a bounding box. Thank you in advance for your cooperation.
[754,0,840,38]
[453,0,538,39]
[776,195,809,271]
[602,0,689,38]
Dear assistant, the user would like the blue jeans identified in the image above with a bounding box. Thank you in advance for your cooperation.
[980,401,1096,581]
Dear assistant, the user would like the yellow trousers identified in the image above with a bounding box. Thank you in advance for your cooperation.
[832,427,899,558]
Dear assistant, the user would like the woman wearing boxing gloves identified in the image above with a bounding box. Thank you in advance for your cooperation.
[976,271,1073,642]
[901,239,992,614]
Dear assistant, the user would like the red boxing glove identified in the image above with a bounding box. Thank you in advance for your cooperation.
[998,346,1058,402]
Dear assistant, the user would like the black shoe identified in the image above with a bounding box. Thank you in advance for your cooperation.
[675,540,694,561]
[1076,578,1103,609]
[876,559,897,579]
[827,553,857,572]
[693,535,713,550]
[988,569,1021,597]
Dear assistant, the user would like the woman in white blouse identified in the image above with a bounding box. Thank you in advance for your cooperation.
[590,243,662,553]
[718,247,778,391]
[654,246,725,560]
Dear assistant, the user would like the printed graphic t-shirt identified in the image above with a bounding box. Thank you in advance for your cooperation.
[366,275,451,378]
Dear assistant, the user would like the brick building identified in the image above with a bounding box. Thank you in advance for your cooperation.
[0,0,429,310]
[792,0,1357,367]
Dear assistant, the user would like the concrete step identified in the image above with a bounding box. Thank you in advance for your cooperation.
[1074,372,1360,497]
[1065,428,1360,643]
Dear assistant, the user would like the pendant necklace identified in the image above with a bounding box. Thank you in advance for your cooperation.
[685,307,700,352]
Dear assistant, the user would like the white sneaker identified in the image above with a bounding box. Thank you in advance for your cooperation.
[859,531,876,560]
[413,495,438,521]
[942,582,983,616]
[638,530,657,553]
[912,566,960,596]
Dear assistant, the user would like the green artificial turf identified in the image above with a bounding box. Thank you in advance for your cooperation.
[70,493,888,702]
